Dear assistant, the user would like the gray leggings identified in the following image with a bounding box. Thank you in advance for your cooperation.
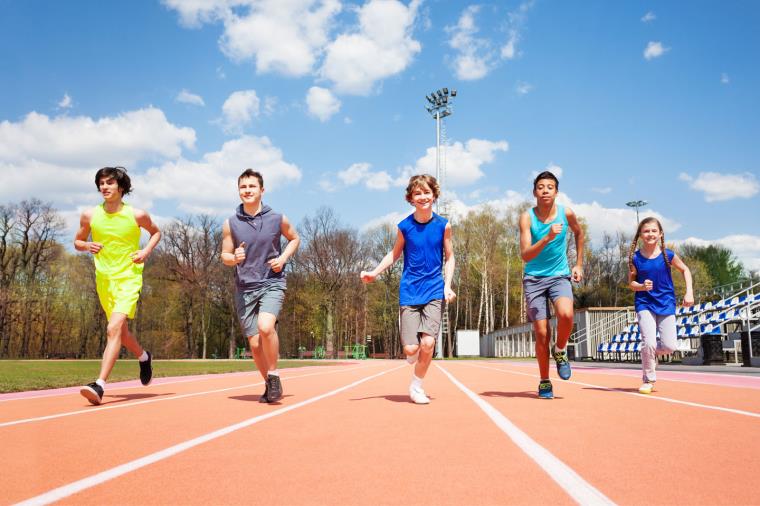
[637,310,677,383]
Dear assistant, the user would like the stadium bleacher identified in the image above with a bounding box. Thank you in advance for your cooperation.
[596,288,760,363]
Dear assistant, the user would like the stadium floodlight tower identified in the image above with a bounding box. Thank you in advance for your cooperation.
[425,88,456,215]
[626,200,648,225]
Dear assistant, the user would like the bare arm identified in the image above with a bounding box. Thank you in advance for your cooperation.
[131,209,161,264]
[443,223,456,302]
[360,228,405,283]
[566,207,584,282]
[73,209,102,254]
[671,253,694,306]
[269,215,300,273]
[519,211,558,262]
[221,219,245,267]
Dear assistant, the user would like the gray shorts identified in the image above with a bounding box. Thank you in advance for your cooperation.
[399,299,443,347]
[235,283,286,337]
[523,275,573,322]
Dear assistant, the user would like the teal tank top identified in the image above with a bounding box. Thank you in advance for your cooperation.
[525,205,570,277]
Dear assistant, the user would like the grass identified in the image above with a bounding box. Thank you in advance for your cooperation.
[0,359,332,393]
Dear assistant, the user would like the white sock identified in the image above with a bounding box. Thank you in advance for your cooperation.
[95,379,106,388]
[268,370,279,377]
[138,350,149,362]
[554,344,566,354]
[410,374,423,391]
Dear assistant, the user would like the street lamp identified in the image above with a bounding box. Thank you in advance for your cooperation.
[626,200,648,224]
[424,87,456,214]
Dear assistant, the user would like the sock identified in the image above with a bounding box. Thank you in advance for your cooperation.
[268,370,279,377]
[410,374,423,391]
[138,351,149,362]
[554,344,566,354]
[95,379,106,388]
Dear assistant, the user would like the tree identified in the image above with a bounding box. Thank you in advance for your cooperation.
[680,243,744,288]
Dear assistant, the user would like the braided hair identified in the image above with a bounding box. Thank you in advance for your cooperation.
[628,217,670,278]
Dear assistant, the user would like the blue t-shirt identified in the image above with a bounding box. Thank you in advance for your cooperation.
[525,205,571,277]
[398,213,447,306]
[633,249,676,315]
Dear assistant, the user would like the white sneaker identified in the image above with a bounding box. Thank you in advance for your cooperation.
[409,386,430,404]
[638,382,654,395]
[406,350,419,364]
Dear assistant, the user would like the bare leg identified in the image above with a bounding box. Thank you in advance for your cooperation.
[258,313,279,372]
[120,320,144,357]
[248,333,269,380]
[98,312,133,382]
[414,334,436,379]
[534,320,550,380]
[553,297,574,350]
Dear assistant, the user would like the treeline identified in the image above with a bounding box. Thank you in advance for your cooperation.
[0,200,753,359]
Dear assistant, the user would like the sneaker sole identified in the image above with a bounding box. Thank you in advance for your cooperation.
[80,386,102,405]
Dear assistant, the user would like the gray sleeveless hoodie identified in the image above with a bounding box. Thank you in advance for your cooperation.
[229,204,285,290]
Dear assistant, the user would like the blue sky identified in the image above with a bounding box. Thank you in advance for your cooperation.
[1,0,759,270]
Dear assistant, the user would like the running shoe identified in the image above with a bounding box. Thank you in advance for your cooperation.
[80,382,104,405]
[538,380,554,399]
[139,351,153,386]
[409,386,430,404]
[259,383,269,403]
[267,374,283,402]
[553,349,572,380]
[638,382,654,395]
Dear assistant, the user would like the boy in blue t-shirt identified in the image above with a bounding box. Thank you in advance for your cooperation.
[519,171,584,399]
[361,174,455,404]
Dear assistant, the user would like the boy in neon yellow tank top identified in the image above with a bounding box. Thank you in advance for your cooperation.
[519,171,584,399]
[74,167,161,405]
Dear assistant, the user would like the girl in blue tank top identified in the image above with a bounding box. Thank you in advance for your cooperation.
[360,175,455,405]
[628,217,693,394]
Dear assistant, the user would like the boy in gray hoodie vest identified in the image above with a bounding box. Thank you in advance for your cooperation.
[221,169,300,402]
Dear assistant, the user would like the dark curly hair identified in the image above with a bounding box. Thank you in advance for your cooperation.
[95,166,132,196]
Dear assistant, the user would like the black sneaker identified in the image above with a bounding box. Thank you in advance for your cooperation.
[139,351,153,386]
[80,382,104,405]
[266,374,282,402]
[259,383,269,403]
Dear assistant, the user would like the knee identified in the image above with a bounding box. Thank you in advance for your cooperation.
[403,344,419,356]
[106,322,122,339]
[557,312,573,325]
[420,336,435,352]
[257,322,275,338]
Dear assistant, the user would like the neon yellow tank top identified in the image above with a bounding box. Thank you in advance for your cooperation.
[90,203,143,278]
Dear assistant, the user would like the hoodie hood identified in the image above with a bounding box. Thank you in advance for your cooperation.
[236,203,272,220]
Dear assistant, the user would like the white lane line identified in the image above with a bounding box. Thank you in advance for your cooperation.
[0,363,350,403]
[459,362,760,419]
[0,363,382,429]
[436,364,616,506]
[14,364,405,506]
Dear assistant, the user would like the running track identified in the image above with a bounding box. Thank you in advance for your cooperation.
[3,360,760,505]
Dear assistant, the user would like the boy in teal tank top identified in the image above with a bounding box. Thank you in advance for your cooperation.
[74,167,161,405]
[519,171,584,399]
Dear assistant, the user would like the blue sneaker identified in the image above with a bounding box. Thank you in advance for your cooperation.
[538,380,553,399]
[553,349,572,380]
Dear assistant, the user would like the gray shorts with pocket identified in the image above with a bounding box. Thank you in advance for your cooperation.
[235,282,286,337]
[399,299,443,347]
[523,275,573,322]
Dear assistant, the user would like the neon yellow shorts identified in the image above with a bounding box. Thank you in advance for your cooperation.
[96,274,142,320]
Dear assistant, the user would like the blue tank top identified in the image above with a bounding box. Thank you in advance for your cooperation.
[633,249,676,315]
[525,205,570,277]
[228,204,285,290]
[398,212,446,306]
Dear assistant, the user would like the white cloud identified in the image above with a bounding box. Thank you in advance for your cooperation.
[644,41,669,60]
[221,89,260,132]
[515,81,533,95]
[263,96,278,115]
[335,162,400,191]
[320,0,422,95]
[165,0,342,77]
[176,89,205,106]
[721,73,730,84]
[0,108,195,170]
[675,235,760,272]
[306,86,341,121]
[413,138,508,187]
[591,187,612,194]
[141,135,301,214]
[58,93,73,109]
[337,162,372,185]
[360,210,409,232]
[447,6,494,81]
[679,171,759,202]
[500,1,533,60]
[641,11,656,23]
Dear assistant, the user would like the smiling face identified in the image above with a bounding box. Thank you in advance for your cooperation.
[98,176,122,202]
[238,176,263,205]
[639,219,662,246]
[408,182,435,211]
